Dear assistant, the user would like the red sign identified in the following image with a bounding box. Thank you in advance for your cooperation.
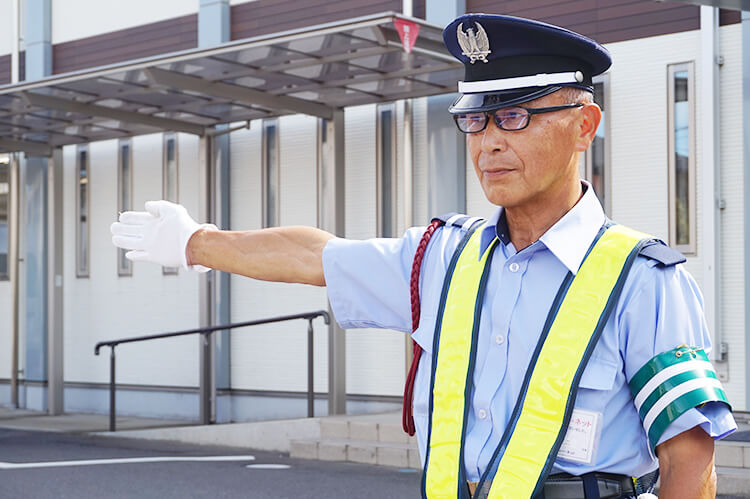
[394,19,420,54]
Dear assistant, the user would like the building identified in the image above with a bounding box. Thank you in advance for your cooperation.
[0,0,747,425]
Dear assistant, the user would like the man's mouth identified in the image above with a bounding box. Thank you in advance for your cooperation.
[482,168,515,179]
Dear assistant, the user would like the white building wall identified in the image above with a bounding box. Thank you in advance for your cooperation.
[717,23,745,409]
[412,97,429,226]
[607,26,746,409]
[466,146,497,219]
[229,116,329,393]
[63,133,202,388]
[51,0,198,44]
[607,30,702,280]
[343,104,406,397]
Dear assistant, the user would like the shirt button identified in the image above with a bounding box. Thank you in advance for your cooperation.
[509,262,520,273]
[478,409,487,419]
[495,335,505,345]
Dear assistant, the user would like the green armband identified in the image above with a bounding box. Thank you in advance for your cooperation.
[628,345,731,451]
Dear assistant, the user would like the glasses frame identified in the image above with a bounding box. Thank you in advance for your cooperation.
[453,103,585,133]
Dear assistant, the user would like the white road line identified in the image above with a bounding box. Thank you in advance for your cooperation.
[0,455,256,470]
[246,464,291,470]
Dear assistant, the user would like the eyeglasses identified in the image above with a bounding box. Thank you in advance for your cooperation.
[453,103,584,133]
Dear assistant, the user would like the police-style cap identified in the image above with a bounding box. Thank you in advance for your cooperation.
[443,14,612,113]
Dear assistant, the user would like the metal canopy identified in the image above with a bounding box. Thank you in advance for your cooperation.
[0,12,461,156]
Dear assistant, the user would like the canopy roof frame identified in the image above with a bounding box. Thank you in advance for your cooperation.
[0,12,462,156]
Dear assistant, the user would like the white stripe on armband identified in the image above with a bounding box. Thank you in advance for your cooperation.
[642,377,724,437]
[633,359,714,411]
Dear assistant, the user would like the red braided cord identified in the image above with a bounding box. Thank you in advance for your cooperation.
[402,219,443,436]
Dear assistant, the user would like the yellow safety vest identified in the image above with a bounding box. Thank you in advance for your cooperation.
[422,221,651,499]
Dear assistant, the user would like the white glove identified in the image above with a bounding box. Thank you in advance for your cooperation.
[110,200,217,272]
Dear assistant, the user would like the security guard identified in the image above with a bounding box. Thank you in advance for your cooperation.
[112,14,736,499]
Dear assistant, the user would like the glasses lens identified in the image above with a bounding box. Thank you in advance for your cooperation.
[454,113,487,133]
[493,107,529,131]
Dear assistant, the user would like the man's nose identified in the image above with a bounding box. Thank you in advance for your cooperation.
[480,118,509,153]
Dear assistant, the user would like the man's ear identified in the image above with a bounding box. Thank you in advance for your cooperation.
[574,102,602,152]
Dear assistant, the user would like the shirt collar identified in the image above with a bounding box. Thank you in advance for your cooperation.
[479,181,606,274]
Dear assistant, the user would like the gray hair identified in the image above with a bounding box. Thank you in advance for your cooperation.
[557,86,594,104]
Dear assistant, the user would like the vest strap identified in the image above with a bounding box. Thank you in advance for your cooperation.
[423,221,495,499]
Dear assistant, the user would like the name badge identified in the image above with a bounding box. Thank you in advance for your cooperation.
[558,409,602,464]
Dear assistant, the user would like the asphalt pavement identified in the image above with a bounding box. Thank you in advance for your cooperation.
[0,428,420,499]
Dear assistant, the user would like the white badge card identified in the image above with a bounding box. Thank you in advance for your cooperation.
[557,409,602,464]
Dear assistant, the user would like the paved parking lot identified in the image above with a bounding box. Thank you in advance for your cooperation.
[0,429,420,499]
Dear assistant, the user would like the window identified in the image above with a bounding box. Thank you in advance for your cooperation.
[76,145,89,277]
[118,139,133,276]
[583,75,610,214]
[668,63,696,254]
[377,104,397,238]
[162,133,178,274]
[0,155,9,280]
[262,119,279,228]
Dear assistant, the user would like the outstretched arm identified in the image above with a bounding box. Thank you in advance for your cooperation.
[187,226,334,286]
[111,200,334,286]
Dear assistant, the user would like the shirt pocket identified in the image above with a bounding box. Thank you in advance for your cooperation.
[579,355,619,391]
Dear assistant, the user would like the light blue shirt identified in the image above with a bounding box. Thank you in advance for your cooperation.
[323,184,736,481]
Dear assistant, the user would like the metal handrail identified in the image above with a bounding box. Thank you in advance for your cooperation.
[95,310,330,432]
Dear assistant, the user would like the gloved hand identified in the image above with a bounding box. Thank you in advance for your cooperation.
[110,200,217,272]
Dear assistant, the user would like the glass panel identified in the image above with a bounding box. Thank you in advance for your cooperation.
[591,82,606,211]
[0,156,8,279]
[264,121,279,228]
[673,70,690,246]
[380,107,394,238]
[119,141,132,276]
[78,148,89,276]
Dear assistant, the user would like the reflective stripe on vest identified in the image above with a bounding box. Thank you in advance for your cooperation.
[423,223,651,499]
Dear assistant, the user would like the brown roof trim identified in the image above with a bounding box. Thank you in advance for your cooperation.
[53,14,197,75]
[230,0,401,39]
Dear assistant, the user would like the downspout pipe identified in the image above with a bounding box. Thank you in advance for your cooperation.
[700,7,724,365]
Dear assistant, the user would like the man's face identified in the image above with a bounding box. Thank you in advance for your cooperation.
[466,91,595,210]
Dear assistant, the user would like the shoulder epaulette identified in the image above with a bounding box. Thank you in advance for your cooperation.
[639,240,686,267]
[432,213,485,231]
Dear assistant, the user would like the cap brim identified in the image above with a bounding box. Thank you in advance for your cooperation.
[449,86,563,114]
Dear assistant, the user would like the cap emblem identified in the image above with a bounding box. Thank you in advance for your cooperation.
[457,22,491,64]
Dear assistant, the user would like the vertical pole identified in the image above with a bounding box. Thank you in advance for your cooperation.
[307,319,314,417]
[198,136,215,425]
[109,347,116,432]
[700,7,724,372]
[199,0,232,424]
[402,0,413,17]
[319,111,346,415]
[742,11,750,407]
[403,99,414,376]
[9,153,20,408]
[425,0,466,217]
[47,148,64,415]
[10,0,19,83]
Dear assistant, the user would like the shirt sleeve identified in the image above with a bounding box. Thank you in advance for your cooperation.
[617,259,737,452]
[322,227,426,332]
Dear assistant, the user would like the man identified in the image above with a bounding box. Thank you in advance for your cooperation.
[112,14,735,499]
